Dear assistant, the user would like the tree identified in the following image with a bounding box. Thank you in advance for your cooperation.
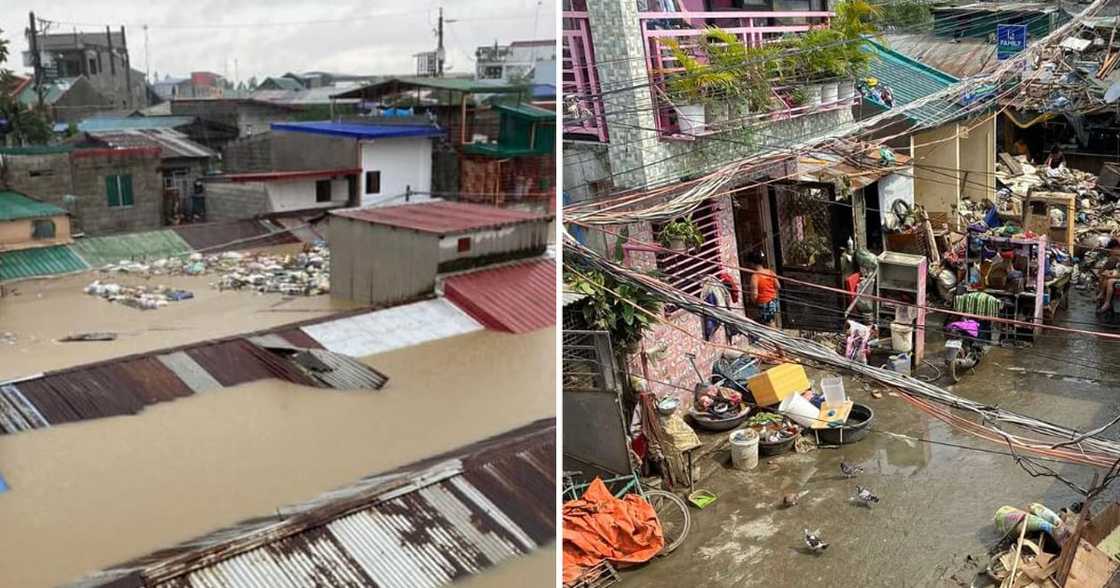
[0,28,53,146]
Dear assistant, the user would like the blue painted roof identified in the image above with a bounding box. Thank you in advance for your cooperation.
[270,121,445,139]
[75,116,195,132]
[531,83,556,99]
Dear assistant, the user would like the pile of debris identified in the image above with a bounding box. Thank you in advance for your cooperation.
[85,281,194,310]
[97,245,331,297]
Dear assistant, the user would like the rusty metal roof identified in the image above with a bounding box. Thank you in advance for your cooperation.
[70,419,555,588]
[0,337,387,435]
[880,34,998,79]
[332,201,552,235]
[172,219,300,253]
[443,259,556,334]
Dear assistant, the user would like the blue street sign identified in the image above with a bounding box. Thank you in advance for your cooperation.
[997,24,1028,60]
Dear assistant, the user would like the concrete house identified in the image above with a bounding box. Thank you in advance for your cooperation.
[201,168,359,221]
[24,30,149,114]
[0,144,162,235]
[0,190,72,252]
[270,121,445,206]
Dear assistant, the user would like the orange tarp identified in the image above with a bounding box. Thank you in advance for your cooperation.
[562,478,665,582]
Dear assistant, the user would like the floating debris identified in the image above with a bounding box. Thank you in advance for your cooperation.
[59,332,118,342]
[84,281,194,310]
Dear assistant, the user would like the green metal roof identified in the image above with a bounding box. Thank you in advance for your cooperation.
[0,245,88,281]
[69,230,193,268]
[492,103,555,121]
[330,76,529,99]
[461,143,545,157]
[862,39,966,126]
[0,191,68,221]
[0,144,74,155]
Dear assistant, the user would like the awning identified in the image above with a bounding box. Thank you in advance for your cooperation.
[795,145,913,191]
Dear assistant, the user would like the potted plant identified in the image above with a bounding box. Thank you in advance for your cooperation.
[798,28,845,106]
[658,217,705,252]
[664,38,739,134]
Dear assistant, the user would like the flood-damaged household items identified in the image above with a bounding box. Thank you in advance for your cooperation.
[85,245,331,307]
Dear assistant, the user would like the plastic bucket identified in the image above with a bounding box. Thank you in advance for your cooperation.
[729,429,760,471]
[890,322,914,352]
[779,393,819,429]
[820,376,846,407]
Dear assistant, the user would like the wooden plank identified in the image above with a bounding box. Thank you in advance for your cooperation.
[1066,540,1119,588]
[1000,152,1024,176]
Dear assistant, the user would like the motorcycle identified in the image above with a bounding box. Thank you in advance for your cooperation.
[944,319,984,383]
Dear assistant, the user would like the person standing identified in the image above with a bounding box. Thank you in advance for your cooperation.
[748,252,780,327]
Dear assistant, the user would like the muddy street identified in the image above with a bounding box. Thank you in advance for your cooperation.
[622,294,1120,587]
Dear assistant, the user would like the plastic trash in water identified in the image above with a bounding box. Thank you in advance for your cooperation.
[995,505,1066,541]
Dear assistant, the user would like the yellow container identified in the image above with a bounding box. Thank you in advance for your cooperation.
[747,363,811,407]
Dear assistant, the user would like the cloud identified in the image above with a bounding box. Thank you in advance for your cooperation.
[1,0,554,81]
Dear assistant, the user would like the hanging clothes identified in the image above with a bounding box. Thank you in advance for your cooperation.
[701,277,739,341]
[953,291,1002,318]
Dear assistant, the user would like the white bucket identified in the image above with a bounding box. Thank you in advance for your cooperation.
[820,376,846,407]
[838,79,855,101]
[889,353,911,376]
[804,84,823,107]
[779,393,819,429]
[890,322,914,352]
[676,103,706,135]
[729,428,760,471]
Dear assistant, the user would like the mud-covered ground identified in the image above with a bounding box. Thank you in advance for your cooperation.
[624,292,1120,587]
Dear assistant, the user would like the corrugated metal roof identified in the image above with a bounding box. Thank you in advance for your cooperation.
[332,201,552,235]
[172,220,300,253]
[443,259,556,334]
[863,39,966,126]
[331,77,529,99]
[881,34,998,79]
[271,121,446,140]
[0,190,68,221]
[0,245,89,281]
[300,299,483,357]
[156,352,224,394]
[77,116,195,132]
[71,419,555,588]
[209,168,361,183]
[89,128,216,160]
[493,103,554,121]
[69,230,193,268]
[562,290,587,307]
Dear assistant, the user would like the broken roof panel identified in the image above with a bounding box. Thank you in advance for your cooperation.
[443,259,557,334]
[332,201,552,235]
[172,219,300,253]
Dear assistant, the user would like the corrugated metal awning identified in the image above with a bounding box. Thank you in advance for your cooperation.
[301,299,483,357]
[443,259,556,334]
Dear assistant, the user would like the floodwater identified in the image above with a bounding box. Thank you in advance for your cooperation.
[457,545,556,587]
[0,327,555,587]
[0,270,358,380]
[623,293,1120,586]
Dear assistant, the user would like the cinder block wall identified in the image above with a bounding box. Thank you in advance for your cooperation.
[69,149,163,235]
[222,134,273,172]
[203,182,270,221]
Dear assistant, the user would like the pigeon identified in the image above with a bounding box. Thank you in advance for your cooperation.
[853,486,880,508]
[804,528,829,553]
[840,461,864,478]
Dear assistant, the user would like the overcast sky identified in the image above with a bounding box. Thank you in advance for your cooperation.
[1,0,555,83]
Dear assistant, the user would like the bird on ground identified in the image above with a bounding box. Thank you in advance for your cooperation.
[853,486,880,508]
[840,461,864,478]
[804,529,829,553]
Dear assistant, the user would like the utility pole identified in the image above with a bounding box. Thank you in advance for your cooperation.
[436,7,445,78]
[28,12,44,109]
[143,25,149,83]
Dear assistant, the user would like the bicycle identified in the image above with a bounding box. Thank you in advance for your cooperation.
[562,469,691,555]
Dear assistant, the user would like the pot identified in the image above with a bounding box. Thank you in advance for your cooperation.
[803,84,823,107]
[821,81,839,105]
[668,238,687,252]
[838,79,855,101]
[675,103,706,135]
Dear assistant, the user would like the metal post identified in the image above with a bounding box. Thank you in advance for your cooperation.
[106,26,115,75]
[28,12,44,110]
[436,7,445,78]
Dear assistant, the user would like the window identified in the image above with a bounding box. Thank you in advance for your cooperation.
[89,58,98,75]
[365,171,381,195]
[105,174,134,208]
[31,219,56,240]
[651,198,722,300]
[482,65,503,79]
[457,237,472,253]
[315,179,332,203]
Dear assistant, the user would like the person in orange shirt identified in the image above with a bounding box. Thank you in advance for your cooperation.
[747,252,780,327]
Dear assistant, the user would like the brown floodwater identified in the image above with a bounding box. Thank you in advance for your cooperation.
[0,270,358,380]
[456,545,556,587]
[0,327,555,587]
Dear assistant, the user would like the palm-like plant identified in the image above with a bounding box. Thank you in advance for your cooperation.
[664,37,740,105]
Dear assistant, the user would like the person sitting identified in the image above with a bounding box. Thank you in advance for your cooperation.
[1098,258,1120,313]
[1045,145,1066,170]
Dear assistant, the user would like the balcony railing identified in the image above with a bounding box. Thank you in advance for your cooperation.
[564,9,858,143]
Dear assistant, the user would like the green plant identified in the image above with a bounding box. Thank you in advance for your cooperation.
[798,28,846,81]
[876,0,932,32]
[566,267,663,354]
[664,38,740,105]
[786,86,806,107]
[658,217,705,249]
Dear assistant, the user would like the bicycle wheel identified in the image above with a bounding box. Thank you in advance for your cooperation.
[644,489,691,555]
